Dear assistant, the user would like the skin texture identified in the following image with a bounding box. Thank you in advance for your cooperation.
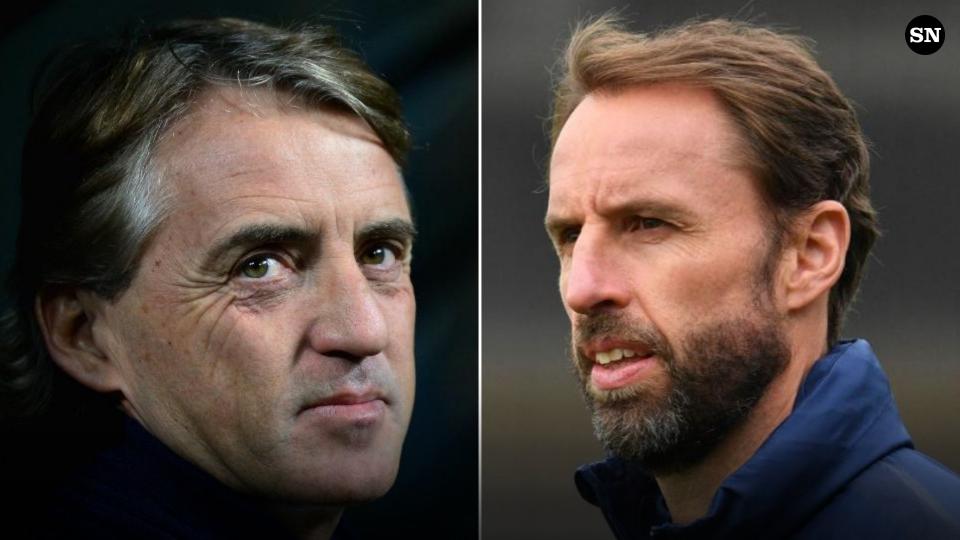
[547,84,782,407]
[571,306,791,476]
[546,84,849,524]
[41,87,416,535]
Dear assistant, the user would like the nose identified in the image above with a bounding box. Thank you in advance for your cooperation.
[562,226,632,315]
[306,253,389,361]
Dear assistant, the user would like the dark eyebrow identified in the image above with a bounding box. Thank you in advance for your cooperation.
[614,200,697,223]
[201,224,316,271]
[356,218,418,244]
[544,199,698,243]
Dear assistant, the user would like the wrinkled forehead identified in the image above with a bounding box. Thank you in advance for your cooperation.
[547,86,767,219]
[148,86,410,238]
[550,86,754,180]
[158,86,395,168]
[169,86,402,181]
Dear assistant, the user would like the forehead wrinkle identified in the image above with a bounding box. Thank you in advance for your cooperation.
[562,124,750,215]
[356,218,417,242]
[196,222,318,275]
[160,98,388,195]
[598,123,743,176]
[173,192,318,240]
[212,193,329,206]
[551,85,753,181]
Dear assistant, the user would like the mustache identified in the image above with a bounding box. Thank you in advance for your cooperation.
[574,313,673,361]
[298,364,397,407]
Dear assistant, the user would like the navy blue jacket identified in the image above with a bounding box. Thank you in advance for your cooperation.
[40,417,352,539]
[575,340,960,539]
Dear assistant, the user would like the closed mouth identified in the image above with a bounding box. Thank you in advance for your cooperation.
[299,390,387,414]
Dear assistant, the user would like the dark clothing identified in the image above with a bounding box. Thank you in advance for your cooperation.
[38,417,344,539]
[576,340,960,539]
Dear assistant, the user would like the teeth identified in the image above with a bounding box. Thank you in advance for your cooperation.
[595,348,641,365]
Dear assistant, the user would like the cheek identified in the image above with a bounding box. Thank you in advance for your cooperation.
[651,242,767,329]
[381,285,416,397]
[109,306,236,436]
[204,307,298,399]
[395,286,416,338]
[143,301,294,424]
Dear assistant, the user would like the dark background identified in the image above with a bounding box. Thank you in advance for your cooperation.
[482,1,959,538]
[0,1,477,538]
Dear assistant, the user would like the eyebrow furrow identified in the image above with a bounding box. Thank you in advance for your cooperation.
[227,225,313,246]
[202,224,315,271]
[357,219,418,242]
[544,218,577,242]
[202,219,417,272]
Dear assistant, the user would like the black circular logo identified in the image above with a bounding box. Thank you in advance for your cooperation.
[906,15,945,55]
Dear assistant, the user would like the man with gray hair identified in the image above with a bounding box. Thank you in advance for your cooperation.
[2,18,415,539]
[545,15,960,539]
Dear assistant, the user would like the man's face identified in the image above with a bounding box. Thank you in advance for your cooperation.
[546,85,789,472]
[98,88,415,503]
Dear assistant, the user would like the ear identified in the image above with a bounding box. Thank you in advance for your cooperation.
[35,288,126,394]
[783,201,851,312]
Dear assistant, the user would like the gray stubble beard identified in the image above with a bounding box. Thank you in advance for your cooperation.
[576,310,790,475]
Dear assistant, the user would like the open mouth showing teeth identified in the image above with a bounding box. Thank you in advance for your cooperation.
[594,348,652,365]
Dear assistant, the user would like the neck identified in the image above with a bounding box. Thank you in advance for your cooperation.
[655,329,825,525]
[271,504,343,540]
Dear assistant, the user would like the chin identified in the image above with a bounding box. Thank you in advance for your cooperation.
[265,446,404,505]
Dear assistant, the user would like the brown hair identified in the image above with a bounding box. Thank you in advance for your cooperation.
[550,15,878,346]
[1,17,409,420]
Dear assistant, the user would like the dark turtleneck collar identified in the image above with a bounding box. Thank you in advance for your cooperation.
[42,416,350,539]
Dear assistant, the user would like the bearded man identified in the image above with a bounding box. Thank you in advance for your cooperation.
[544,16,960,539]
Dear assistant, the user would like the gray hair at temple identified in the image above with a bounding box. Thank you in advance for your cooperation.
[1,17,410,420]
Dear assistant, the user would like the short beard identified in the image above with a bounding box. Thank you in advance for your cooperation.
[574,308,790,475]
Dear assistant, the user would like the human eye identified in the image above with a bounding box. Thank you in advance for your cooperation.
[559,226,581,245]
[234,253,286,281]
[628,216,667,231]
[548,223,581,253]
[358,241,406,280]
[226,250,302,308]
